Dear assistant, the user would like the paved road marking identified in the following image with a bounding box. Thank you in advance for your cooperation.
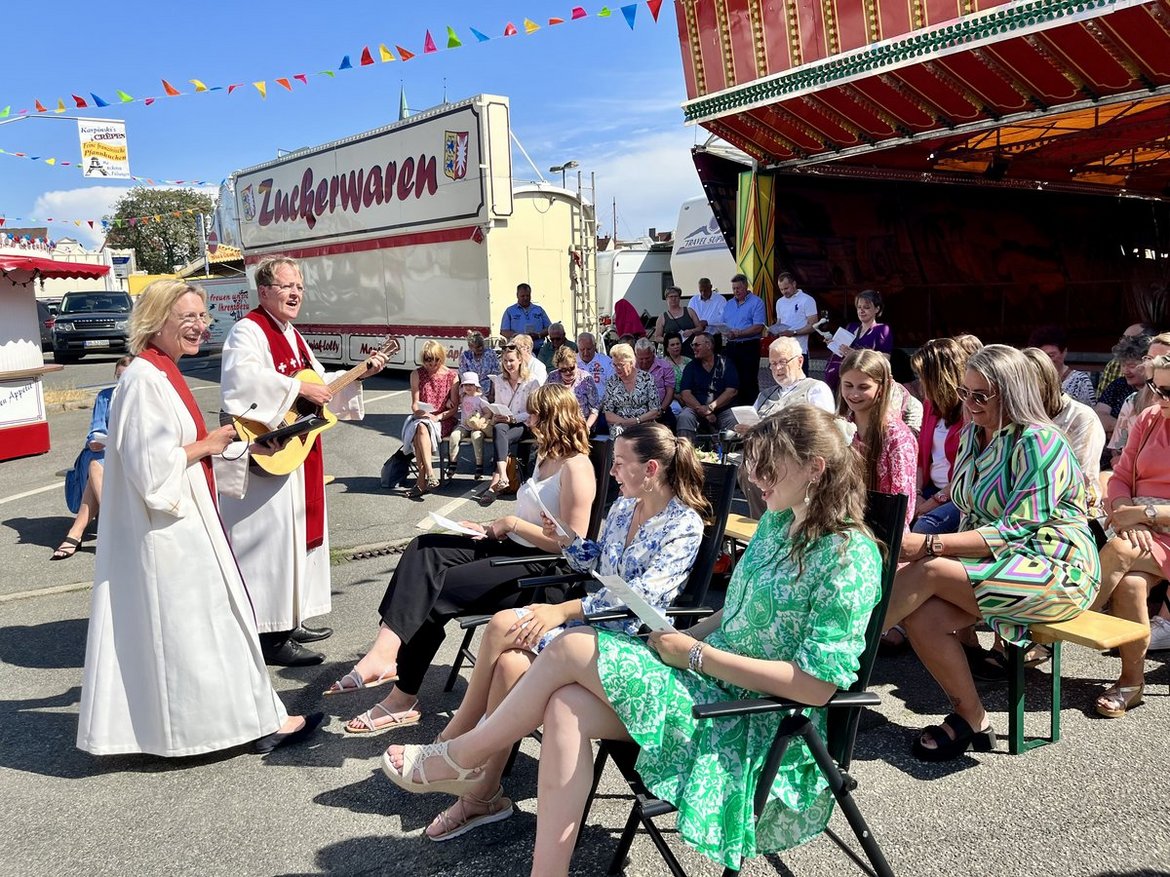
[365,390,409,405]
[0,481,64,505]
[0,579,92,603]
[415,487,485,531]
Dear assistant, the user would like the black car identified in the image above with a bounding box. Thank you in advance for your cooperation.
[36,301,55,351]
[52,291,133,363]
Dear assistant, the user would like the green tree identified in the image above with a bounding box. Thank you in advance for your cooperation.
[103,187,214,274]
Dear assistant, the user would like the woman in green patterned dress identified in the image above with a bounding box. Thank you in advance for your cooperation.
[382,404,883,874]
[889,344,1100,761]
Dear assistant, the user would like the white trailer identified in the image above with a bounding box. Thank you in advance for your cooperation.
[232,94,590,369]
[670,196,738,296]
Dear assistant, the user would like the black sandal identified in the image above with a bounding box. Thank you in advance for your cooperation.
[912,712,997,762]
[50,537,82,561]
[964,644,1008,682]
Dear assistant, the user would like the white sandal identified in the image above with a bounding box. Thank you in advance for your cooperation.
[381,740,485,796]
[427,786,513,842]
[344,702,421,735]
[323,664,398,696]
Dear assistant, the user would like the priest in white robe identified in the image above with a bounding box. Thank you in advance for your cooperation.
[217,256,386,666]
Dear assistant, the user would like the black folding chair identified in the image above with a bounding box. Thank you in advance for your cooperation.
[583,491,906,877]
[442,438,616,692]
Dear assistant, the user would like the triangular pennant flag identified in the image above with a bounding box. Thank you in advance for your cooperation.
[227,83,244,94]
[379,43,395,61]
[423,30,438,53]
[71,95,88,108]
[144,98,156,106]
[90,93,110,107]
[646,0,663,21]
[470,27,490,42]
[172,211,182,218]
[503,22,518,36]
[190,79,208,92]
[55,100,67,113]
[524,18,540,33]
[275,78,292,91]
[1,219,6,227]
[571,6,587,18]
[294,73,308,85]
[74,220,81,227]
[549,17,565,25]
[162,79,181,96]
[360,46,375,65]
[598,7,612,16]
[116,90,134,102]
[128,217,137,227]
[0,107,8,119]
[397,45,415,61]
[317,71,336,78]
[446,26,462,48]
[338,55,353,70]
[154,215,162,221]
[621,4,637,28]
[34,100,47,113]
[45,158,56,165]
[254,81,267,99]
[88,221,94,229]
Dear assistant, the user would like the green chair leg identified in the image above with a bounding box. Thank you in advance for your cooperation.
[1006,640,1060,754]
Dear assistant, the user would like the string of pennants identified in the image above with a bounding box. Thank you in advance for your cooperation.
[0,208,206,233]
[0,2,664,120]
[0,148,211,187]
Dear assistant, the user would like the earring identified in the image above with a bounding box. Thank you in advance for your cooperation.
[804,479,817,505]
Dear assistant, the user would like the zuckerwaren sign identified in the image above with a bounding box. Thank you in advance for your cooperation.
[235,101,489,250]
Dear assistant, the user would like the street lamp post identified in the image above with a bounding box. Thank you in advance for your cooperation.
[549,160,579,187]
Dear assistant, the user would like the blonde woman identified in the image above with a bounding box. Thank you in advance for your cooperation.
[483,344,540,502]
[602,342,661,436]
[402,339,457,498]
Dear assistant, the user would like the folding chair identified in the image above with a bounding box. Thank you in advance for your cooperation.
[583,491,907,877]
[442,438,616,692]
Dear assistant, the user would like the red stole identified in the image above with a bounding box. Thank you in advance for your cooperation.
[243,307,326,550]
[138,345,217,504]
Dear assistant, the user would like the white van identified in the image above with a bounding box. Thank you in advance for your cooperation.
[670,196,738,297]
[596,244,673,334]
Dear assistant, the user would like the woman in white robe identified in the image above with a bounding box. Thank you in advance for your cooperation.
[77,280,314,758]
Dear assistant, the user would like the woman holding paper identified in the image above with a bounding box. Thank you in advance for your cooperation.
[823,290,894,393]
[329,384,595,734]
[401,339,457,498]
[602,343,661,436]
[411,423,709,841]
[383,405,882,874]
[482,344,541,502]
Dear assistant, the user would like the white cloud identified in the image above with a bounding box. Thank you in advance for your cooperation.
[29,184,218,249]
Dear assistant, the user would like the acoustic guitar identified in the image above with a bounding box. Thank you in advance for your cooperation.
[232,337,400,476]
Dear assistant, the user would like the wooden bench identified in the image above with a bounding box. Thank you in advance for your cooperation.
[723,513,758,547]
[1006,609,1149,753]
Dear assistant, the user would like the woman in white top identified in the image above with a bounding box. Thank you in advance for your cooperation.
[483,344,541,500]
[327,384,596,734]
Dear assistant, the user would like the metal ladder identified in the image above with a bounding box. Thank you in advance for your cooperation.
[568,171,598,339]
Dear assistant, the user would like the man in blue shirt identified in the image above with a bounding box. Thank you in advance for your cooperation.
[500,283,551,351]
[721,273,766,405]
[677,332,739,440]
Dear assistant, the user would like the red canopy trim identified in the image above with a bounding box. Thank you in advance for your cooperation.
[0,255,110,280]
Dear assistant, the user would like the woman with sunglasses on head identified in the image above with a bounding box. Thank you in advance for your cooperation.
[327,384,596,733]
[1091,351,1170,717]
[382,405,882,875]
[888,344,1100,761]
[548,345,599,434]
[401,340,457,498]
[482,343,540,501]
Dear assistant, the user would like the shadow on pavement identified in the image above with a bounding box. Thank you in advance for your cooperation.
[0,618,88,668]
[4,514,85,551]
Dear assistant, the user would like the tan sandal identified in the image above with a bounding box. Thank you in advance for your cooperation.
[1095,684,1144,718]
[381,740,485,796]
[426,786,513,842]
[344,702,421,735]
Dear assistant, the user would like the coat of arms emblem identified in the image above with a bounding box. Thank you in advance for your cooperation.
[444,131,469,181]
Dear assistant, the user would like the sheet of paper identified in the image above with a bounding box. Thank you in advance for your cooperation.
[730,405,760,426]
[427,512,484,538]
[486,402,512,417]
[827,327,856,357]
[530,480,577,540]
[767,321,793,335]
[592,572,677,633]
[708,323,731,336]
[415,402,434,413]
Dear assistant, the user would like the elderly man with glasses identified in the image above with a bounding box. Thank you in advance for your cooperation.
[218,256,387,667]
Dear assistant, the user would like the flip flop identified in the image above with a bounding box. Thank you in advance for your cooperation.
[323,665,398,696]
[344,702,421,735]
[50,537,82,561]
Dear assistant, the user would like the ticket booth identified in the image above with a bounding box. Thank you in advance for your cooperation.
[0,254,111,461]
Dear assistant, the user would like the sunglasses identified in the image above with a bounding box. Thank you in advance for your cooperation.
[957,387,997,405]
[558,367,576,376]
[423,355,442,364]
[1147,379,1170,401]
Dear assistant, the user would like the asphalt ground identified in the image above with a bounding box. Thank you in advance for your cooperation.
[1,355,1168,876]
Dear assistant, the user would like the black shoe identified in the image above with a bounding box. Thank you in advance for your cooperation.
[290,624,333,644]
[263,639,325,667]
[964,644,1007,683]
[253,712,325,755]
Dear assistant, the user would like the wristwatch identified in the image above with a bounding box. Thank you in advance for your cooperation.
[1145,504,1158,522]
[925,535,943,557]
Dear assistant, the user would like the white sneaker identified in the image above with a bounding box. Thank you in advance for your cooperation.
[1148,615,1170,651]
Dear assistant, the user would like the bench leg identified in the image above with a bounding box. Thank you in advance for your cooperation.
[1049,641,1062,745]
[1006,641,1059,754]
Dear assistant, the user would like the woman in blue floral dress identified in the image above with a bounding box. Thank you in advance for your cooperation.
[415,422,710,842]
[383,405,883,875]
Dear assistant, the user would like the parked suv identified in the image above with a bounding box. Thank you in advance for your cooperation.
[52,291,133,363]
[36,301,55,351]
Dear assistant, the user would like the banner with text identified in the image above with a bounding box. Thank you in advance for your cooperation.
[77,120,131,179]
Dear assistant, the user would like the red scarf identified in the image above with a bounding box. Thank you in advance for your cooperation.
[138,345,217,504]
[243,307,326,550]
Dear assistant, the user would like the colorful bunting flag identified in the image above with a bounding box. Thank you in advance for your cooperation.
[470,27,490,42]
[423,30,438,53]
[144,98,156,106]
[598,7,612,17]
[397,45,415,61]
[34,100,47,113]
[276,78,292,91]
[524,18,540,34]
[621,3,637,28]
[227,84,244,94]
[90,93,109,107]
[360,46,375,65]
[646,0,662,21]
[294,73,308,85]
[162,79,181,96]
[446,26,462,48]
[54,99,67,113]
[339,55,353,70]
[549,17,564,25]
[571,6,587,18]
[503,22,518,36]
[71,95,88,108]
[0,107,8,118]
[190,79,208,92]
[116,90,133,102]
[379,43,396,62]
[254,82,267,99]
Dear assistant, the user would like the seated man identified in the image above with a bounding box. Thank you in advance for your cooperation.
[634,338,676,430]
[536,322,576,371]
[677,332,739,440]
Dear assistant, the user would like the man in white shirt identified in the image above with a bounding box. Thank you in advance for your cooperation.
[687,277,726,335]
[576,331,613,388]
[773,272,819,355]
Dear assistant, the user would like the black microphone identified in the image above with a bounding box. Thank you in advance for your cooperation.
[219,402,258,428]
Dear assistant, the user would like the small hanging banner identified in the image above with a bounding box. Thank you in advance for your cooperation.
[621,3,637,28]
[77,119,131,179]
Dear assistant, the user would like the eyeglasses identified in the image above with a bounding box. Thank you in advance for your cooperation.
[558,367,576,376]
[957,387,997,405]
[1147,379,1170,401]
[268,282,305,294]
[176,312,212,326]
[770,356,796,369]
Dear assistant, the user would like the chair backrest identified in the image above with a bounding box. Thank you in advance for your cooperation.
[829,490,907,770]
[672,461,738,610]
[585,439,616,541]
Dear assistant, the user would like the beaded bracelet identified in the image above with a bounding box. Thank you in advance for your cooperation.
[688,642,705,674]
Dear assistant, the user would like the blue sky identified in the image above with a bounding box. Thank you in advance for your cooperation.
[0,0,706,248]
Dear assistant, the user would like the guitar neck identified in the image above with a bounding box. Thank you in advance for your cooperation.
[326,361,373,396]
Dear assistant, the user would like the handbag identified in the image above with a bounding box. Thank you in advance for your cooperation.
[505,455,522,494]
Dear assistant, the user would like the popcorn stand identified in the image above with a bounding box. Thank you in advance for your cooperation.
[0,253,110,461]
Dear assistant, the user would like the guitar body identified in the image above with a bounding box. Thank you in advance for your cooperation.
[233,369,338,476]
